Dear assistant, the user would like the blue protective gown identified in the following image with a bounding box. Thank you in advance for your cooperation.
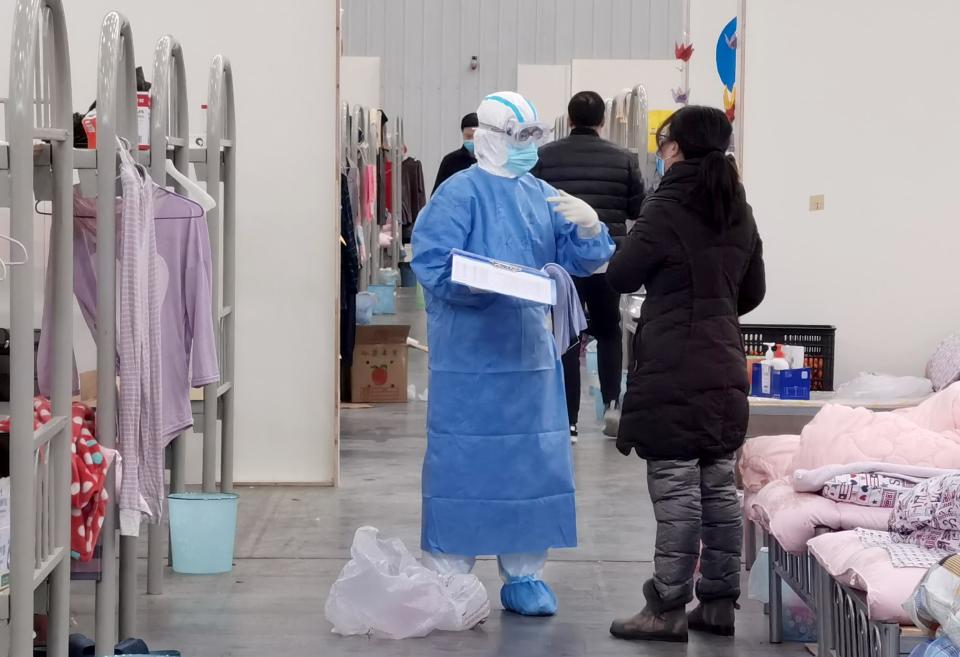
[411,165,615,556]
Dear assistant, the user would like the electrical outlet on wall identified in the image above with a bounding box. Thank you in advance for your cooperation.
[809,194,825,212]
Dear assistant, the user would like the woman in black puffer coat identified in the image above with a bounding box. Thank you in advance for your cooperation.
[606,106,766,644]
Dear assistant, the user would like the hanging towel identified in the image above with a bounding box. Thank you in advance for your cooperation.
[543,263,587,359]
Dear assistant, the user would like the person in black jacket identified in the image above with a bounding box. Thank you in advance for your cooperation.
[432,113,479,193]
[606,106,765,643]
[533,91,645,441]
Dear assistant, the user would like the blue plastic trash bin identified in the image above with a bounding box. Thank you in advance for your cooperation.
[369,284,397,315]
[168,492,238,574]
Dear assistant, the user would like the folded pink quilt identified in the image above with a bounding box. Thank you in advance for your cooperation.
[740,434,801,493]
[808,530,924,624]
[791,382,960,473]
[751,478,892,553]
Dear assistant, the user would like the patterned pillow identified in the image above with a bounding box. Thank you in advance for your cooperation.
[927,333,960,392]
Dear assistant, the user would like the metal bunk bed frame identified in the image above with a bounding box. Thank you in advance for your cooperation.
[91,10,138,651]
[145,33,189,598]
[1,5,237,653]
[144,47,239,600]
[1,1,74,655]
[199,53,238,498]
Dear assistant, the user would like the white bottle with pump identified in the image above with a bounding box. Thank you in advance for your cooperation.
[763,342,791,370]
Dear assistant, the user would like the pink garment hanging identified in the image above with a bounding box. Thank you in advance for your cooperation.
[363,164,377,223]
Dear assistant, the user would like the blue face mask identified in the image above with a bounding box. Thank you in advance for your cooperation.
[505,144,539,176]
[463,140,475,155]
[655,155,665,177]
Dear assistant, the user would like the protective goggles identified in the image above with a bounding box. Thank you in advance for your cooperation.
[480,118,553,147]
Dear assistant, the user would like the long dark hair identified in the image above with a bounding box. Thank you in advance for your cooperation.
[657,106,742,230]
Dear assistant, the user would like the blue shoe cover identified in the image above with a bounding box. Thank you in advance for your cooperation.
[500,577,558,617]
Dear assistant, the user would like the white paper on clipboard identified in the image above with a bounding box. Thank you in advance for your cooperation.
[450,250,557,305]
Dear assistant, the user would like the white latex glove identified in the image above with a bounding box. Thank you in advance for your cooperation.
[547,190,601,236]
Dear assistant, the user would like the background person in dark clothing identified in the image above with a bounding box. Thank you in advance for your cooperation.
[605,106,765,643]
[432,112,479,193]
[533,91,645,441]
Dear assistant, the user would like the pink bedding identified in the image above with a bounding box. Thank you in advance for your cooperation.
[739,434,801,493]
[808,530,925,624]
[791,383,960,472]
[750,479,892,553]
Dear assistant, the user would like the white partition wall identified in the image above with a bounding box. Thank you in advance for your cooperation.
[518,65,570,125]
[0,0,341,484]
[342,56,382,110]
[739,0,960,383]
[571,59,680,113]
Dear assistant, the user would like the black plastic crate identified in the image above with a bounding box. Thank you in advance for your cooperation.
[741,324,836,392]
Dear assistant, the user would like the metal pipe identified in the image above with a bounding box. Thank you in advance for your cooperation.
[94,11,138,652]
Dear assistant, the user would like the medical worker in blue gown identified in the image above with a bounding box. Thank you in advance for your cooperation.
[411,91,615,617]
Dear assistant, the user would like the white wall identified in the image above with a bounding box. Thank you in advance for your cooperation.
[342,56,382,110]
[571,59,681,111]
[518,65,570,127]
[0,0,340,483]
[740,0,960,383]
[343,0,684,186]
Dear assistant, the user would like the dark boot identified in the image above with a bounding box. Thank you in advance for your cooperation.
[688,599,737,636]
[610,580,688,643]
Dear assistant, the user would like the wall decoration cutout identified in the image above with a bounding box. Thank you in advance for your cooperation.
[716,16,737,123]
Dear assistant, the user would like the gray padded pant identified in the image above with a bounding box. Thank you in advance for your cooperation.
[646,456,742,609]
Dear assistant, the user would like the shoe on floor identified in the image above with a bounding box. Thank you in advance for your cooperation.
[501,578,558,617]
[688,599,737,636]
[602,401,620,438]
[610,580,688,643]
[570,425,578,444]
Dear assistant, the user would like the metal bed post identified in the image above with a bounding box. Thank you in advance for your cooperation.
[391,118,402,267]
[93,11,138,652]
[201,54,236,493]
[4,2,74,656]
[146,34,189,595]
[218,58,237,494]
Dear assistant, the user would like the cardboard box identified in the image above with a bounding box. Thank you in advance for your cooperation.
[351,325,410,403]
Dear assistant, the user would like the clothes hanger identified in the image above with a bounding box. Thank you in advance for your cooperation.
[0,234,28,267]
[164,159,216,212]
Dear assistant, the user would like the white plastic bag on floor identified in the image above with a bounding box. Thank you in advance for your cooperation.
[325,526,491,639]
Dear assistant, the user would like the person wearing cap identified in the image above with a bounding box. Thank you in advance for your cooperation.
[432,112,479,193]
[412,92,615,616]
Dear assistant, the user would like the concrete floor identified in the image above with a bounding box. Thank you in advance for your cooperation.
[68,291,806,657]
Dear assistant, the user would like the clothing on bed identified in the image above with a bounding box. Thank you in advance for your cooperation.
[0,397,115,562]
[891,474,960,552]
[822,472,919,508]
[794,462,958,493]
[856,529,949,569]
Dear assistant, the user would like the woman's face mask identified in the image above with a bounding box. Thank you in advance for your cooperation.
[656,140,679,176]
[505,144,539,177]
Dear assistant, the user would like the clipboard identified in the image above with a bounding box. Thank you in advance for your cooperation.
[450,249,557,305]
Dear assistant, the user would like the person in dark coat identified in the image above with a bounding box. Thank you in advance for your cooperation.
[432,113,479,193]
[533,91,645,441]
[606,106,766,643]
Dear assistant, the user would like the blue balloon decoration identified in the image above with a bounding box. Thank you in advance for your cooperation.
[716,17,737,92]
